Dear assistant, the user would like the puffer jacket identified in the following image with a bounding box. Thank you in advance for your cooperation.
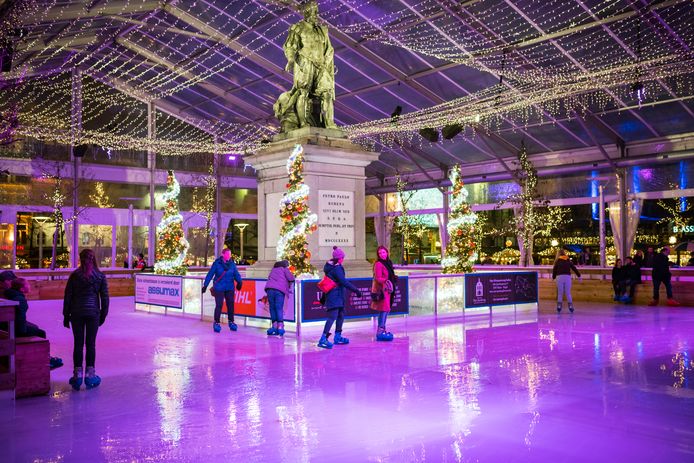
[552,257,581,279]
[63,270,110,321]
[652,252,671,280]
[203,257,242,292]
[322,261,360,309]
[265,266,295,295]
[3,288,29,335]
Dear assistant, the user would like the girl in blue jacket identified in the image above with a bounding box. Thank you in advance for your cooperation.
[318,247,362,349]
[203,248,243,333]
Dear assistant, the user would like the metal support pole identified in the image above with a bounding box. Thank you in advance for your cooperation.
[70,69,82,268]
[441,189,449,259]
[618,168,628,261]
[127,204,133,268]
[214,142,223,256]
[599,185,606,267]
[377,193,386,246]
[147,101,156,267]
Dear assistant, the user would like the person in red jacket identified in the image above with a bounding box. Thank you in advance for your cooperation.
[371,246,397,341]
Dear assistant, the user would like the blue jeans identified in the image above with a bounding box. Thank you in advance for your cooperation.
[556,274,573,303]
[652,276,673,300]
[378,312,388,328]
[266,289,285,323]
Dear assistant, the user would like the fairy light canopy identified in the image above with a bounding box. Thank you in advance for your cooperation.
[0,0,692,188]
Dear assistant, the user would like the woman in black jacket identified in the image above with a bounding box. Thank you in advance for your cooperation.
[63,249,109,390]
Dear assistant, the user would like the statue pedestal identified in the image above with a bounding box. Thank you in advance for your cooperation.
[245,128,380,278]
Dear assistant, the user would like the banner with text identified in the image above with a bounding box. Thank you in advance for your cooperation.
[464,272,538,308]
[300,277,409,322]
[135,274,184,309]
[318,190,354,247]
[203,279,296,322]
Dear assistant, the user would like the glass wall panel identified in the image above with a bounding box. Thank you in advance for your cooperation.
[186,227,216,267]
[79,225,113,267]
[115,226,149,268]
[226,219,258,263]
[0,224,14,269]
[15,212,68,268]
[222,188,257,214]
[79,180,150,210]
[0,175,73,207]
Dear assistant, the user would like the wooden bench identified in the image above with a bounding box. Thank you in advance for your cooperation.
[15,337,50,398]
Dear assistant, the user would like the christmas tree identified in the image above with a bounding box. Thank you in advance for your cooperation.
[277,144,318,275]
[154,170,189,275]
[442,164,478,273]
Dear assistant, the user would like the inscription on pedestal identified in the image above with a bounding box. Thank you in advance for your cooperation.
[318,190,354,246]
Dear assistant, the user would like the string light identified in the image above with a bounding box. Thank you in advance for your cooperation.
[276,144,318,276]
[154,170,190,275]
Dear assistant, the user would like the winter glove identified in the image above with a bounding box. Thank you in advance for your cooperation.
[236,282,243,291]
[201,286,207,294]
[354,290,363,298]
[63,317,70,329]
[99,317,106,327]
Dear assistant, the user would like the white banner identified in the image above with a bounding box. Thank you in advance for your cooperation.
[135,274,183,309]
[318,190,354,246]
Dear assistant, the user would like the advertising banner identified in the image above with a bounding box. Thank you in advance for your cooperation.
[203,279,296,322]
[300,276,409,322]
[135,274,183,309]
[464,272,538,308]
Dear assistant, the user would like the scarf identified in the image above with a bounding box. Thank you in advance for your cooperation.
[378,258,397,284]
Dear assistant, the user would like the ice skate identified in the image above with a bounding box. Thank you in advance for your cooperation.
[69,367,83,391]
[84,367,101,389]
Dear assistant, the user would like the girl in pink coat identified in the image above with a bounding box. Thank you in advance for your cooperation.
[372,246,397,341]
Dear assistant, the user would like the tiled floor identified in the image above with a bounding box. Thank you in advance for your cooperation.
[3,297,694,462]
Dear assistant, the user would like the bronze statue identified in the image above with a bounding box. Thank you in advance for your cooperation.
[274,1,337,132]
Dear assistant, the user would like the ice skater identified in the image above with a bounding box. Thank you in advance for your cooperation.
[63,249,109,390]
[264,260,295,336]
[318,246,362,349]
[552,249,581,313]
[371,246,397,341]
[203,248,243,333]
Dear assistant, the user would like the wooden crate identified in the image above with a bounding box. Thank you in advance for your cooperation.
[15,337,50,398]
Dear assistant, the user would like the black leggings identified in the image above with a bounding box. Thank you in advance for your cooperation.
[323,307,345,335]
[214,290,235,323]
[71,315,99,368]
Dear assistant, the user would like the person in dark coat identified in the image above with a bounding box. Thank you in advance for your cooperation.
[264,260,295,336]
[643,247,655,268]
[203,248,243,333]
[621,256,642,303]
[552,249,581,313]
[633,250,645,268]
[649,246,680,306]
[611,259,625,301]
[4,278,63,369]
[317,246,362,349]
[63,249,109,390]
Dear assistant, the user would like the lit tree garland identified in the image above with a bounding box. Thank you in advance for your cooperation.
[154,170,189,275]
[191,165,217,266]
[497,142,549,267]
[442,165,478,273]
[277,144,317,276]
[657,183,693,238]
[89,181,114,208]
[393,175,427,264]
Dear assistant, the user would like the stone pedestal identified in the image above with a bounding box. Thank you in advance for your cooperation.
[245,127,379,278]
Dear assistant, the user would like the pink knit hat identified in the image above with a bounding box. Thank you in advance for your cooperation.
[332,246,345,260]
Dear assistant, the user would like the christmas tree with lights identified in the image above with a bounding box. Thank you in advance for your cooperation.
[154,170,190,275]
[277,144,318,275]
[442,164,478,273]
